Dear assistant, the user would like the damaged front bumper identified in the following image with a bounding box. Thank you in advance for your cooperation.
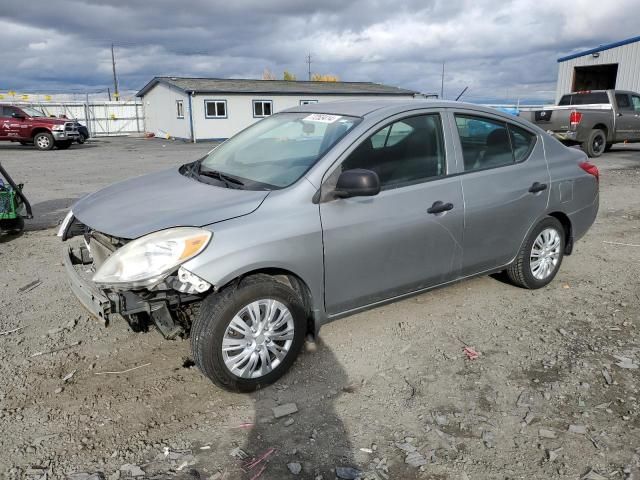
[63,245,201,338]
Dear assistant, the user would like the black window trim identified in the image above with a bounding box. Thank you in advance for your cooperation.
[451,111,538,176]
[252,99,273,118]
[204,99,228,119]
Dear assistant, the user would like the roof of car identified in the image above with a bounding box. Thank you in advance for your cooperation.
[136,76,419,97]
[282,99,509,117]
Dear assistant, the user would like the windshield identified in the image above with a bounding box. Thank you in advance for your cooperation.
[19,106,47,117]
[198,112,361,189]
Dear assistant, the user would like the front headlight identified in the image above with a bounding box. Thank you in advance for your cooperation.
[52,125,65,131]
[93,227,212,289]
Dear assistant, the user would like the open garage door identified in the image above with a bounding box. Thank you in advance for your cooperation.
[572,64,618,91]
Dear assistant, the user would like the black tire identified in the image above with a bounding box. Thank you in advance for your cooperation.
[604,143,613,152]
[33,132,55,151]
[582,129,606,158]
[55,141,73,150]
[0,217,25,234]
[77,133,87,144]
[506,217,565,289]
[191,274,306,392]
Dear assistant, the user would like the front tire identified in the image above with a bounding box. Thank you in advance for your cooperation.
[77,133,87,144]
[33,132,54,151]
[191,275,306,392]
[506,217,565,289]
[582,129,606,158]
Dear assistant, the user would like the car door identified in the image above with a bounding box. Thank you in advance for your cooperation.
[1,106,25,139]
[614,93,637,142]
[0,107,11,139]
[319,112,464,315]
[450,110,550,276]
[629,94,640,140]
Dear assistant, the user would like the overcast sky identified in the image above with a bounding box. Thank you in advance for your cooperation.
[1,0,638,102]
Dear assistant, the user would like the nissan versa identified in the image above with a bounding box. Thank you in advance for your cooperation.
[59,100,599,392]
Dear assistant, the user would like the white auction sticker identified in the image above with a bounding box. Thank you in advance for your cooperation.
[303,113,342,123]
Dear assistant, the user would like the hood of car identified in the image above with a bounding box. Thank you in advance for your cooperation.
[32,117,67,125]
[72,167,270,239]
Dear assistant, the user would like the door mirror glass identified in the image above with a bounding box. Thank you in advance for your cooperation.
[335,169,380,198]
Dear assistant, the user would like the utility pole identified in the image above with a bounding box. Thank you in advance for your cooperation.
[306,53,312,81]
[111,43,119,101]
[440,62,445,99]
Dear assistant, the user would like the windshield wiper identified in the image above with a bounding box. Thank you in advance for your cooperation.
[198,168,245,188]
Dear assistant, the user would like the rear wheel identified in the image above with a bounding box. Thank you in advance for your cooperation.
[33,132,54,151]
[506,217,565,289]
[191,274,306,392]
[55,140,73,150]
[582,129,606,158]
[0,217,25,234]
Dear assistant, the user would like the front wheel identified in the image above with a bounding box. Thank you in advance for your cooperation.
[33,132,54,151]
[191,274,306,392]
[77,133,87,144]
[582,129,606,158]
[506,217,565,289]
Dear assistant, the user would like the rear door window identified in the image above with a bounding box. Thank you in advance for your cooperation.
[455,114,536,171]
[616,93,632,110]
[631,95,640,112]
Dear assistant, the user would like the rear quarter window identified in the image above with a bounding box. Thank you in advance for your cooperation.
[509,124,536,162]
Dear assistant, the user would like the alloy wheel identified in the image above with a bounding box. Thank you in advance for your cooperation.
[36,136,50,149]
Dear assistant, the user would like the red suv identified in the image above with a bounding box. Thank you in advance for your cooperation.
[0,105,79,150]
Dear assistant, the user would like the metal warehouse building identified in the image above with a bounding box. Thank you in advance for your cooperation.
[136,77,419,142]
[556,35,640,102]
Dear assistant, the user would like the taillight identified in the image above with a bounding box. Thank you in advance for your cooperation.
[579,161,599,182]
[569,111,582,127]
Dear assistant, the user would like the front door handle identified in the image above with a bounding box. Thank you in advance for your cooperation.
[529,182,548,193]
[427,201,454,214]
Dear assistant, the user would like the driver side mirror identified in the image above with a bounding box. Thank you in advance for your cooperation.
[334,169,380,198]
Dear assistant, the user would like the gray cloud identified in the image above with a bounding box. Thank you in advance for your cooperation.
[1,0,638,101]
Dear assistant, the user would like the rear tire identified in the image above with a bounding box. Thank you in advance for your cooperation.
[55,141,72,150]
[582,129,606,158]
[191,274,306,392]
[33,132,54,151]
[506,217,565,289]
[0,217,25,234]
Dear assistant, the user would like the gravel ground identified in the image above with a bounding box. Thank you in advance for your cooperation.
[0,138,639,480]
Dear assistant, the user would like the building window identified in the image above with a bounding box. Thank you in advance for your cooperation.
[253,100,272,118]
[299,99,318,105]
[176,100,184,119]
[205,100,227,118]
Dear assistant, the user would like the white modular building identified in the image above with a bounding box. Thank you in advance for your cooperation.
[136,77,419,142]
[556,35,640,102]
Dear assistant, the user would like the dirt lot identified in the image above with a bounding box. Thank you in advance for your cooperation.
[1,138,639,480]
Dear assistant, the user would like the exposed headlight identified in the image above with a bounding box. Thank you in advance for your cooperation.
[52,125,65,131]
[93,227,212,289]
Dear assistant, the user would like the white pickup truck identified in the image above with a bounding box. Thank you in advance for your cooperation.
[520,90,640,157]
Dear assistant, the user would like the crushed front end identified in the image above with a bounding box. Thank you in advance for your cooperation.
[60,214,211,339]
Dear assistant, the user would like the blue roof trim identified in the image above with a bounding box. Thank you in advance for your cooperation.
[558,35,640,62]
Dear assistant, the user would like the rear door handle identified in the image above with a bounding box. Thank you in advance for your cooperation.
[529,182,548,193]
[427,201,454,214]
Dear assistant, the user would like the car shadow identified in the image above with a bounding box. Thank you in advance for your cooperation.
[25,197,80,231]
[241,338,357,479]
[0,143,99,151]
